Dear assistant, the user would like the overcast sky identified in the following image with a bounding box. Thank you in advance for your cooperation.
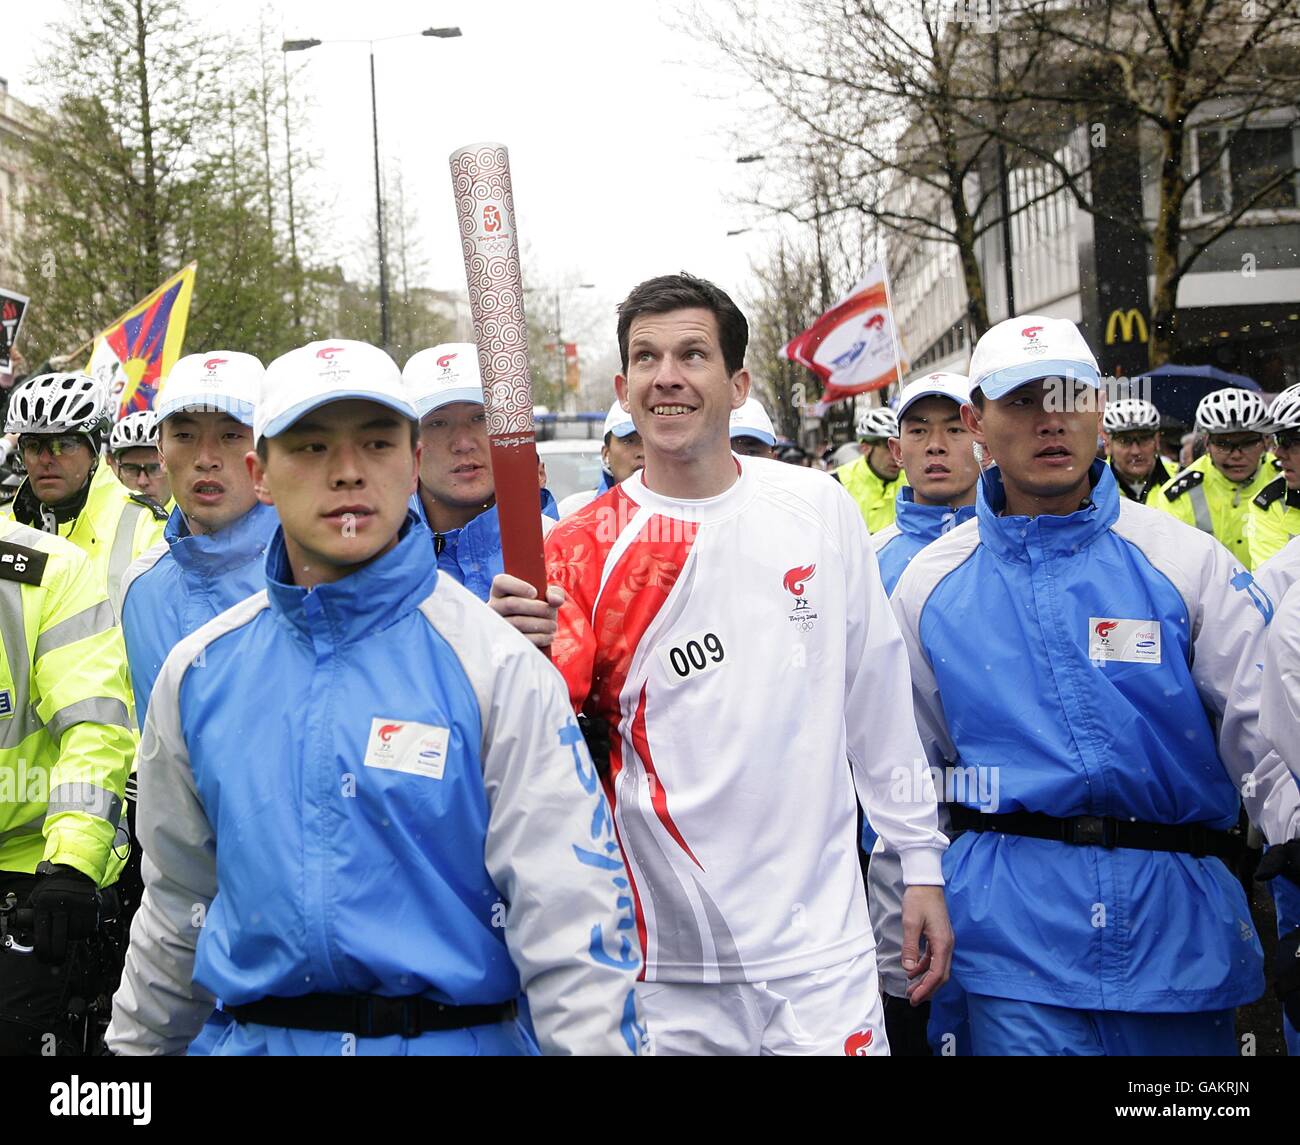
[5,1,789,364]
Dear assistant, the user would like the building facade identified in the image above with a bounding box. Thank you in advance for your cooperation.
[0,78,40,386]
[0,78,39,288]
[889,109,1300,403]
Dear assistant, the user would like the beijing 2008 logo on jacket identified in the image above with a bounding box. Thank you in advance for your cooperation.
[784,563,819,631]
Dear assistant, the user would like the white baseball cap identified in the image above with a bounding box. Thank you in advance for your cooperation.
[256,339,414,441]
[968,316,1101,400]
[729,396,776,447]
[603,399,636,439]
[403,343,485,419]
[897,372,971,420]
[154,351,264,427]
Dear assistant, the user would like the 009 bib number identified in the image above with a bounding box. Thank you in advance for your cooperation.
[657,631,726,683]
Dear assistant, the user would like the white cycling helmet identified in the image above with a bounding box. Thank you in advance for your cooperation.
[1102,398,1160,434]
[1264,383,1300,433]
[5,372,112,444]
[1194,387,1269,434]
[109,410,160,453]
[856,406,899,441]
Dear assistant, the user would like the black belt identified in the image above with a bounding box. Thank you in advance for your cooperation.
[948,804,1243,861]
[226,995,517,1038]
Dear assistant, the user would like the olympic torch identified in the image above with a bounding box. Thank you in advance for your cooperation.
[449,142,547,596]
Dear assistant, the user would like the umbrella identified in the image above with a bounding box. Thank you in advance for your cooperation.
[1132,364,1262,429]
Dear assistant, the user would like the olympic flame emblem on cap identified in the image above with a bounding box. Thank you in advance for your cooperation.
[203,357,228,370]
[317,346,344,360]
[437,353,458,368]
[1022,325,1044,340]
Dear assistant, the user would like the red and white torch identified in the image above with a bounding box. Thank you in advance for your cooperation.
[448,141,547,596]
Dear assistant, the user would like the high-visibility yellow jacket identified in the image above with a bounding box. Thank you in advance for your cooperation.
[4,464,168,619]
[1247,475,1300,568]
[834,454,909,534]
[1149,453,1278,569]
[0,520,135,886]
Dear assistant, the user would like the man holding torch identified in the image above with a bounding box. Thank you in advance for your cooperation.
[490,272,951,1055]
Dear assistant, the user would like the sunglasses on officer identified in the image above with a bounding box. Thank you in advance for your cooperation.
[118,461,164,479]
[1207,434,1265,455]
[18,434,90,460]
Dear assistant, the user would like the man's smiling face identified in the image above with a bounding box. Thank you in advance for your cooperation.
[615,307,748,469]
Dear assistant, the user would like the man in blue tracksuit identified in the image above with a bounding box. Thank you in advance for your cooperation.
[871,372,980,598]
[865,371,979,1056]
[889,315,1297,1055]
[116,350,275,1055]
[402,343,556,601]
[119,352,275,724]
[107,339,645,1056]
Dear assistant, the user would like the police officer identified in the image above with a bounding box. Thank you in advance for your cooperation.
[891,315,1296,1055]
[1151,387,1275,568]
[0,517,136,1053]
[1102,398,1173,503]
[4,374,167,614]
[834,405,906,533]
[107,339,644,1056]
[1247,383,1300,568]
[107,411,172,510]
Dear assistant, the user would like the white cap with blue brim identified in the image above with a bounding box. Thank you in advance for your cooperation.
[257,340,415,441]
[896,372,971,420]
[729,396,776,446]
[969,316,1101,400]
[155,351,264,427]
[604,399,637,439]
[403,343,486,419]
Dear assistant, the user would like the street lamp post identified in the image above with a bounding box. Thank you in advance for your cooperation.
[282,49,303,331]
[367,47,390,350]
[283,27,462,351]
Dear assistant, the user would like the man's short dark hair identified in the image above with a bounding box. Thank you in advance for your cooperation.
[616,272,748,377]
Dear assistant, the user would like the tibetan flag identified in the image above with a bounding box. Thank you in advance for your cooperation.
[85,337,128,399]
[780,261,906,407]
[93,263,197,416]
